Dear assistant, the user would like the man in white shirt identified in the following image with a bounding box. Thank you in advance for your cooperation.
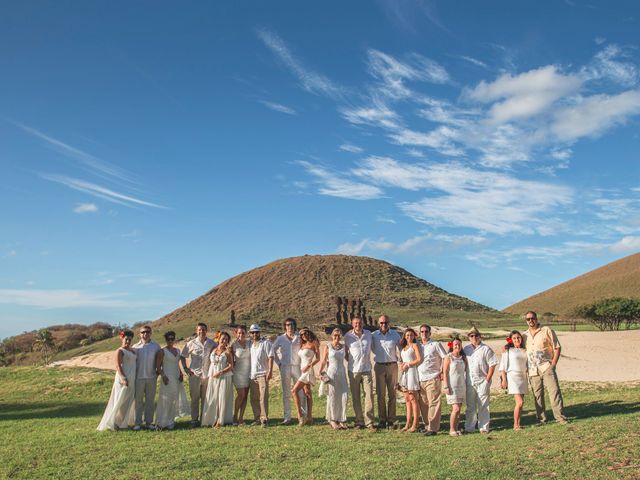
[371,315,400,429]
[344,317,375,431]
[417,324,447,436]
[272,318,306,424]
[132,325,161,430]
[181,322,217,427]
[249,324,274,427]
[463,326,497,433]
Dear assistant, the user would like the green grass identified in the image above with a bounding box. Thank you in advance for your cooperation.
[1,367,638,479]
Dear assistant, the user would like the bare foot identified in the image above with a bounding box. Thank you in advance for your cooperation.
[329,421,339,430]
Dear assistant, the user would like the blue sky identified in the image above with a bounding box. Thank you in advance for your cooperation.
[1,1,640,338]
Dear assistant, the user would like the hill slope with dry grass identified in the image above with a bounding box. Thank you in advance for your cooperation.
[156,254,498,331]
[504,253,640,317]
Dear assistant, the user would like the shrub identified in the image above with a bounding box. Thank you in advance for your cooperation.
[573,297,640,331]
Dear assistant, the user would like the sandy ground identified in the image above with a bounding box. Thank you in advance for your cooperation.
[50,329,640,384]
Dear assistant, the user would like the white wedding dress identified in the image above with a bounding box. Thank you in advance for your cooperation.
[155,347,190,428]
[97,348,136,431]
[201,350,234,426]
[325,344,348,423]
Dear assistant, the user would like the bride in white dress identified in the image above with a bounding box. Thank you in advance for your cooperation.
[499,330,528,431]
[97,330,137,431]
[155,331,189,429]
[291,328,320,426]
[201,331,235,427]
[231,325,251,425]
[318,328,349,430]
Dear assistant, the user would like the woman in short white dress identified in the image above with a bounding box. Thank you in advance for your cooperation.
[201,331,235,427]
[231,325,251,425]
[318,328,349,430]
[154,331,189,430]
[399,328,422,432]
[291,328,320,426]
[97,330,136,431]
[499,330,528,430]
[443,337,467,437]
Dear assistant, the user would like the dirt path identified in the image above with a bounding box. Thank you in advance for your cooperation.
[50,330,640,383]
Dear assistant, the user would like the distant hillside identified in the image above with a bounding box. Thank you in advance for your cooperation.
[505,253,640,317]
[156,255,500,331]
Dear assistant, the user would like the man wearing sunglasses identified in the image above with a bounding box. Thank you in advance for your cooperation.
[417,324,447,436]
[371,314,401,429]
[132,325,161,431]
[463,326,497,434]
[523,311,568,424]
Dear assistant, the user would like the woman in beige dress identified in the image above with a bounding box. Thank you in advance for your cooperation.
[232,325,251,425]
[201,331,235,427]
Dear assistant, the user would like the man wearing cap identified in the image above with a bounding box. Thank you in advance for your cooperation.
[272,318,306,424]
[371,314,401,429]
[523,311,568,424]
[132,325,161,430]
[417,324,447,436]
[344,316,375,431]
[181,322,217,427]
[463,326,497,434]
[249,324,274,427]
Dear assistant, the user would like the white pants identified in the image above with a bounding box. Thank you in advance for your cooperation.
[465,380,491,432]
[135,377,157,426]
[280,364,306,420]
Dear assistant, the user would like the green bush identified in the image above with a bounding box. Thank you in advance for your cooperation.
[573,297,640,331]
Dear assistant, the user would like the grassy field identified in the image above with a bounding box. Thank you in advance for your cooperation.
[0,367,639,479]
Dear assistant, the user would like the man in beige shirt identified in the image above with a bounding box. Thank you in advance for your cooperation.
[523,311,568,424]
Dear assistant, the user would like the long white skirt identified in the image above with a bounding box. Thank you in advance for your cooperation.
[325,366,348,422]
[201,374,234,426]
[97,373,136,431]
[155,377,190,428]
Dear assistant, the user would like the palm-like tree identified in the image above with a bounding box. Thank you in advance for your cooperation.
[33,329,55,365]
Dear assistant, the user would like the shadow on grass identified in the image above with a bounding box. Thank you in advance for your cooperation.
[0,401,104,421]
[474,399,640,431]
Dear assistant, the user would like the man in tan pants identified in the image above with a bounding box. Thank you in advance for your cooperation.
[344,317,375,431]
[371,315,400,429]
[249,324,274,427]
[523,311,568,424]
[417,324,447,435]
[181,323,216,427]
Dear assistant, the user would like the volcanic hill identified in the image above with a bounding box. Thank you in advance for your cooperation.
[156,255,501,331]
[504,252,640,317]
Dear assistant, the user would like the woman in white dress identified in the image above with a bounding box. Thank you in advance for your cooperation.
[291,328,320,426]
[399,328,422,433]
[318,328,349,430]
[97,330,136,431]
[201,331,235,427]
[154,331,189,430]
[231,325,251,425]
[443,337,467,437]
[499,330,528,430]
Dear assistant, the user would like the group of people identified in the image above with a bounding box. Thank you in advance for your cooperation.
[97,311,568,435]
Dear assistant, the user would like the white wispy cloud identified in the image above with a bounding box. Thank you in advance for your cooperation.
[337,233,488,255]
[367,49,450,100]
[339,144,364,153]
[257,28,343,99]
[297,161,383,200]
[341,98,401,129]
[9,120,136,184]
[550,90,640,141]
[41,174,166,209]
[465,65,583,124]
[458,55,489,69]
[259,100,297,115]
[73,203,98,214]
[350,157,572,235]
[585,44,639,87]
[0,289,157,309]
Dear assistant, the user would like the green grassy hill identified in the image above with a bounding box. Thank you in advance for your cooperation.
[0,366,638,479]
[505,253,640,317]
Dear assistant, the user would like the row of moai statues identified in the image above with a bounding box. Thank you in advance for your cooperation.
[334,297,374,325]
